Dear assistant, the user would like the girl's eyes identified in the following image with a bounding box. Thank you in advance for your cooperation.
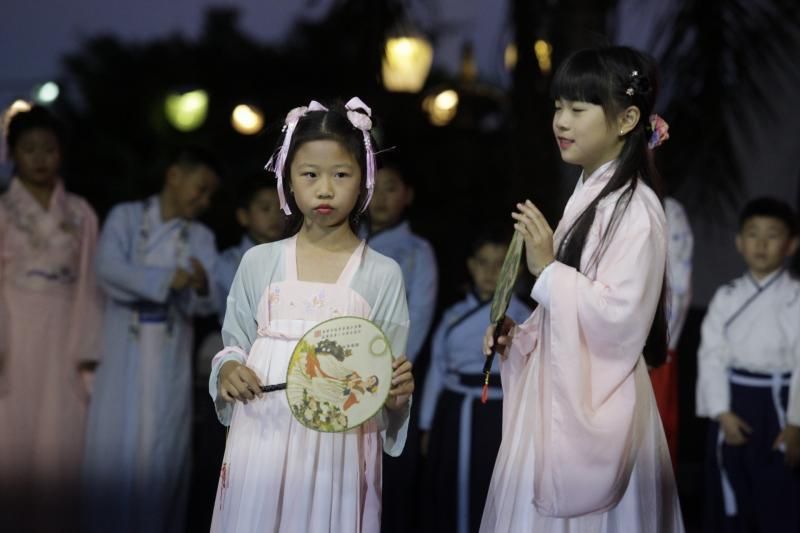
[300,171,351,178]
[553,104,584,112]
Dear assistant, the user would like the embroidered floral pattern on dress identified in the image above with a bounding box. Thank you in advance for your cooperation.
[269,287,281,304]
[309,290,326,310]
[1,180,83,290]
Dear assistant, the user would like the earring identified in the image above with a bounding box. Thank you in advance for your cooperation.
[620,129,625,135]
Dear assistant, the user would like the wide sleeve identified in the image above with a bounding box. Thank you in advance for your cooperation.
[212,250,237,323]
[65,200,104,366]
[418,315,449,431]
[208,249,262,425]
[174,225,218,318]
[499,307,539,410]
[95,204,175,303]
[405,240,438,362]
[695,289,731,419]
[369,260,411,456]
[531,203,666,517]
[790,336,800,426]
[665,198,694,348]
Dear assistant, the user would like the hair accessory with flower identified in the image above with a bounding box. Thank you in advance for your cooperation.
[647,114,670,149]
[265,100,329,215]
[625,70,638,96]
[344,97,376,212]
[625,69,653,99]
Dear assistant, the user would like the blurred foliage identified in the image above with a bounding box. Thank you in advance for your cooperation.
[656,0,800,219]
[56,0,557,307]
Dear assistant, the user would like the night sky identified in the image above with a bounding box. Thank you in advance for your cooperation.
[0,0,336,105]
[0,0,509,108]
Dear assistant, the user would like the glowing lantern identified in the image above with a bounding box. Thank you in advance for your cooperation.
[422,89,459,127]
[35,82,60,104]
[504,40,553,74]
[504,43,518,71]
[231,104,264,135]
[534,40,553,74]
[382,36,434,93]
[165,89,209,132]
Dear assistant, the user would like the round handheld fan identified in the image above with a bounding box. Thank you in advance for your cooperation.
[261,316,394,432]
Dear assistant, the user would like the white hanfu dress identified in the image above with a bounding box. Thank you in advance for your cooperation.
[209,235,411,533]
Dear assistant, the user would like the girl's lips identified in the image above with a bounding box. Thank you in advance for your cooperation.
[557,137,574,149]
[314,205,333,215]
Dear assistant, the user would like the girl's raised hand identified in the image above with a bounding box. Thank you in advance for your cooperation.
[386,356,414,410]
[219,360,264,404]
[512,200,555,277]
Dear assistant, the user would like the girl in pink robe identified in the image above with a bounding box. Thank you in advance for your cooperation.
[0,106,102,532]
[480,47,684,532]
[209,98,415,533]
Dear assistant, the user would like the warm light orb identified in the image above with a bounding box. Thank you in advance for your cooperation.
[504,43,518,71]
[504,40,553,74]
[6,99,32,118]
[165,89,209,132]
[382,36,434,93]
[535,40,553,74]
[35,82,60,104]
[1,100,33,162]
[231,104,264,135]
[423,89,459,126]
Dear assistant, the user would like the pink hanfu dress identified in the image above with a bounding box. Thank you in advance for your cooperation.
[480,162,685,533]
[209,236,410,533]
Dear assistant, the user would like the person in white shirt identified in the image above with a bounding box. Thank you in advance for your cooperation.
[697,197,800,532]
[649,197,693,466]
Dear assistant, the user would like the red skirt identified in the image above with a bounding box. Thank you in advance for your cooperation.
[650,349,679,467]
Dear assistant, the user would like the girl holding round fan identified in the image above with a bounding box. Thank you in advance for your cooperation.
[209,98,414,532]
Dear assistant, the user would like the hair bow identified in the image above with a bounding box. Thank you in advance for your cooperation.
[265,100,329,215]
[345,97,376,212]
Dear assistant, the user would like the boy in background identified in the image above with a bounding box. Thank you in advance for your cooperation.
[697,197,800,532]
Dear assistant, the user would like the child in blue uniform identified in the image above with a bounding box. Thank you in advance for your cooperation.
[419,232,530,533]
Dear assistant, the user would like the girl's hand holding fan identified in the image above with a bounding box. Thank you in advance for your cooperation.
[219,361,264,404]
[385,355,414,410]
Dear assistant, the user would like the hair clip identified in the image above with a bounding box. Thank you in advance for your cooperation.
[647,114,670,149]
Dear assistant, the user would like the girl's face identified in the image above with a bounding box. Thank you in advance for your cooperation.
[553,99,624,175]
[12,128,61,187]
[237,188,283,244]
[289,140,362,229]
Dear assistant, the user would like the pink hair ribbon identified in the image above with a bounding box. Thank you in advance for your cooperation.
[344,97,376,212]
[265,100,329,215]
